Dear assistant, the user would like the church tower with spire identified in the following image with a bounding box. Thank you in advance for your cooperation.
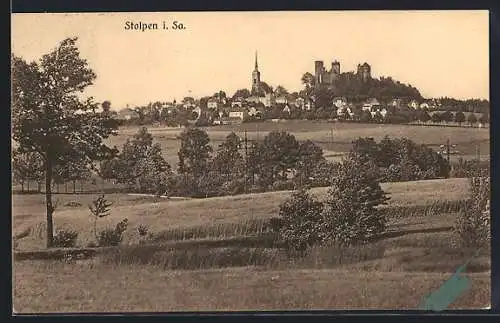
[251,51,261,96]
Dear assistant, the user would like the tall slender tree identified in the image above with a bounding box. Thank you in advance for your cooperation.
[12,37,118,247]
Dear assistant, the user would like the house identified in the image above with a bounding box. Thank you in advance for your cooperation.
[304,98,314,111]
[116,108,139,120]
[248,106,264,118]
[370,107,388,118]
[275,96,288,104]
[222,116,245,125]
[419,102,430,109]
[294,97,305,109]
[390,98,403,108]
[362,98,381,112]
[246,92,275,108]
[332,97,348,109]
[231,99,244,108]
[228,107,248,120]
[282,104,291,114]
[408,99,419,109]
[207,98,220,110]
[337,105,355,118]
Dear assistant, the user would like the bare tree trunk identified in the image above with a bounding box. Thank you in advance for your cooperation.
[27,181,30,192]
[65,182,68,193]
[21,181,24,193]
[45,156,54,248]
[73,180,76,194]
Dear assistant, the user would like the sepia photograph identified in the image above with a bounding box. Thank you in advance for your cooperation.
[11,11,490,312]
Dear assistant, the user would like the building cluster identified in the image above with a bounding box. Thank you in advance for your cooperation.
[116,52,443,124]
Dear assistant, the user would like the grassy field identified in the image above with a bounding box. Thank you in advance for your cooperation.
[12,178,470,249]
[13,262,489,312]
[113,121,490,167]
[12,176,490,312]
[13,211,490,312]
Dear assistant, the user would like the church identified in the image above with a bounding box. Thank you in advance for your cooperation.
[246,51,275,107]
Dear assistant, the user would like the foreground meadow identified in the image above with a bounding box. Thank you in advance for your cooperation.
[14,263,489,312]
[12,177,490,312]
[13,178,469,250]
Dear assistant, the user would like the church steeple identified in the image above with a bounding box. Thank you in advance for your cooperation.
[251,50,261,96]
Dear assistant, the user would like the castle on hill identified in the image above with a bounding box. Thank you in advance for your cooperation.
[314,59,372,86]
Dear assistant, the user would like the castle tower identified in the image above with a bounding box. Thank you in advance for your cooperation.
[357,62,371,82]
[331,60,340,75]
[314,60,324,85]
[251,51,261,96]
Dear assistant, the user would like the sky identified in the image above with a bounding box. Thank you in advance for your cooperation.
[12,11,489,110]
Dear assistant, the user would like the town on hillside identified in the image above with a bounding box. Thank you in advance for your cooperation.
[113,52,490,128]
[12,11,491,312]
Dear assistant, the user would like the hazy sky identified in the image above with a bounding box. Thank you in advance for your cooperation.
[12,11,489,109]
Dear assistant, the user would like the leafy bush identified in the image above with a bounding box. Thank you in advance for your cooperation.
[97,218,129,247]
[321,156,389,246]
[454,177,490,248]
[450,158,490,178]
[351,136,450,182]
[278,189,325,255]
[53,229,79,248]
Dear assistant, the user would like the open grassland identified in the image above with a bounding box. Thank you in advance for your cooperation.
[113,122,490,166]
[14,216,490,313]
[13,262,489,312]
[14,212,491,311]
[12,176,491,312]
[12,178,470,250]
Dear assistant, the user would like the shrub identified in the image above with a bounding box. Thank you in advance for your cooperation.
[352,136,449,181]
[137,224,149,237]
[321,155,389,246]
[53,229,79,248]
[97,218,129,247]
[278,189,325,254]
[454,177,490,248]
[89,194,113,241]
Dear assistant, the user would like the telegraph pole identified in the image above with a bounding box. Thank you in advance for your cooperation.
[476,145,481,162]
[446,138,450,164]
[244,130,248,194]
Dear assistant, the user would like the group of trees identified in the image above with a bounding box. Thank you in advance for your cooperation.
[350,136,450,182]
[438,97,489,114]
[99,127,330,198]
[99,127,172,195]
